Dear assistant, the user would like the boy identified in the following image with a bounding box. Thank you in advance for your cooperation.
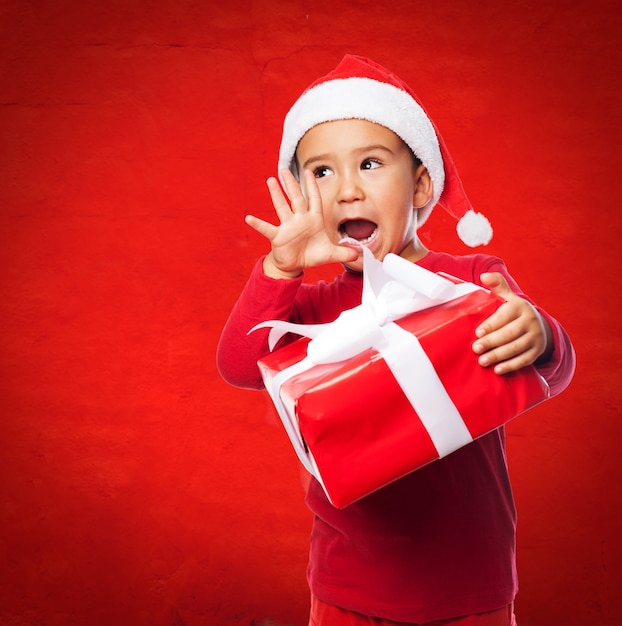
[217,55,575,625]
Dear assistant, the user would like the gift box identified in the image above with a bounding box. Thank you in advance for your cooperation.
[254,249,550,509]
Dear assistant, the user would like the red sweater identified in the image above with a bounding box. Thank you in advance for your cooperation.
[217,250,575,622]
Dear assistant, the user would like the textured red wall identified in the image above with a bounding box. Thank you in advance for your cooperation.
[1,1,620,625]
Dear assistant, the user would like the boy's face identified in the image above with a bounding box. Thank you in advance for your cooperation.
[296,119,432,272]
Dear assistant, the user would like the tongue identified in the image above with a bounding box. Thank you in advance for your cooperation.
[343,219,377,241]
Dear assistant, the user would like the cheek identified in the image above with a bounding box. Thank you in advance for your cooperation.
[386,193,416,226]
[316,186,336,218]
[324,214,341,240]
[320,202,339,234]
[391,208,417,243]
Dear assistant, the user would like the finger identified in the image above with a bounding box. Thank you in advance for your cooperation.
[280,168,307,214]
[303,169,323,214]
[473,315,525,355]
[475,301,518,339]
[488,348,542,375]
[330,243,361,265]
[244,214,279,240]
[475,328,532,363]
[266,177,294,223]
[475,328,539,370]
[480,272,514,301]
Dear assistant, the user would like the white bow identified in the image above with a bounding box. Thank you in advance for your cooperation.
[252,247,476,363]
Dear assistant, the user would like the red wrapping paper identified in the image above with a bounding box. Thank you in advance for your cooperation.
[257,287,550,509]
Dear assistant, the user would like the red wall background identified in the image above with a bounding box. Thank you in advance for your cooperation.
[1,1,620,625]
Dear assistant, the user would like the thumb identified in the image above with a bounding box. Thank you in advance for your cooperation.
[480,272,514,301]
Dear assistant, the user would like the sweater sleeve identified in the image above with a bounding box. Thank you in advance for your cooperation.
[531,308,576,397]
[216,257,304,390]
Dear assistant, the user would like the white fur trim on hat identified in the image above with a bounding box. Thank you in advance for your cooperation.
[278,77,445,223]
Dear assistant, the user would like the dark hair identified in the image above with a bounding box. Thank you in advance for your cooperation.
[407,145,422,168]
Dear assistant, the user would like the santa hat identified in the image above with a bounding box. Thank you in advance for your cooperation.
[278,55,493,247]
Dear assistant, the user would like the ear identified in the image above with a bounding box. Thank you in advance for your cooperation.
[412,164,433,209]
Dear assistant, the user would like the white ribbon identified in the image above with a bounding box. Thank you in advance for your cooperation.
[252,248,485,482]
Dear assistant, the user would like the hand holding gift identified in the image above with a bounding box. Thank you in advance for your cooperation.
[473,272,554,375]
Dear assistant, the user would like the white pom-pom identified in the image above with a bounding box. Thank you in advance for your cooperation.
[456,209,493,247]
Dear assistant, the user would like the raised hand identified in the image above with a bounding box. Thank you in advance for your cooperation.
[472,272,554,375]
[245,168,358,279]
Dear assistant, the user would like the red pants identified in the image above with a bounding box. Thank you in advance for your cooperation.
[309,596,518,626]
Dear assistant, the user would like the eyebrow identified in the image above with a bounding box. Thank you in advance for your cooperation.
[300,144,395,170]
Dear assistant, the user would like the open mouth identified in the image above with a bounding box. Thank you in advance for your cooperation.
[339,219,378,245]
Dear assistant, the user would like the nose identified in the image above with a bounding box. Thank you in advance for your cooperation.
[337,169,364,203]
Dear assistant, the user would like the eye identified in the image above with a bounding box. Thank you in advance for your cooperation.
[361,158,381,171]
[313,165,333,178]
